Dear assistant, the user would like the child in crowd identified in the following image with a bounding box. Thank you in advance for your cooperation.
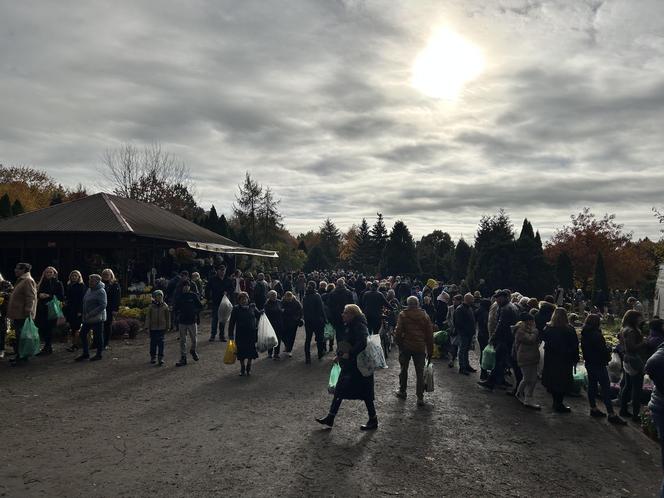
[144,290,170,366]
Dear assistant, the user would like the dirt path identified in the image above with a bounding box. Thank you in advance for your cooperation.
[0,320,661,497]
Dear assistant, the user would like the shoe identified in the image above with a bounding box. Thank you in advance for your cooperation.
[273,355,280,360]
[158,359,164,366]
[466,366,477,373]
[305,357,311,365]
[619,409,632,418]
[150,357,156,364]
[524,400,541,410]
[590,409,606,418]
[448,361,455,368]
[246,370,251,377]
[239,371,245,376]
[417,398,426,407]
[209,337,216,342]
[191,351,199,361]
[360,417,378,431]
[477,380,493,392]
[0,350,4,359]
[394,390,407,400]
[459,369,470,376]
[315,414,335,427]
[219,337,227,342]
[89,355,102,362]
[608,414,628,426]
[176,357,187,367]
[74,354,90,362]
[554,404,572,413]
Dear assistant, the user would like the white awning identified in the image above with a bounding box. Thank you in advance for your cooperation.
[186,241,278,258]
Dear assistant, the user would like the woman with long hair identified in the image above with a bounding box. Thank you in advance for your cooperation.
[65,270,86,352]
[316,304,377,430]
[35,266,65,355]
[619,309,648,422]
[101,268,121,350]
[541,308,579,413]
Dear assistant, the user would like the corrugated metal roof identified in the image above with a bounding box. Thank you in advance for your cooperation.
[0,193,277,257]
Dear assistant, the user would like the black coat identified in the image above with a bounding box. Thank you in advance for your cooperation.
[228,304,260,360]
[173,291,203,324]
[453,303,476,338]
[327,287,355,327]
[542,325,579,393]
[207,276,234,307]
[64,282,86,325]
[494,302,518,347]
[36,278,65,328]
[303,290,326,329]
[581,326,611,367]
[103,281,121,316]
[282,299,302,330]
[264,299,283,335]
[334,315,374,401]
[362,290,389,319]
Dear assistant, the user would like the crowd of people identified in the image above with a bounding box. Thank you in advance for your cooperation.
[1,262,664,491]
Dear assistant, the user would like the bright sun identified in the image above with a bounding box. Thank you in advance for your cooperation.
[412,28,485,100]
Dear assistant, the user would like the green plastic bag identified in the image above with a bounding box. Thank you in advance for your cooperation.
[324,322,335,341]
[434,329,448,346]
[480,344,496,371]
[327,363,341,394]
[47,298,64,320]
[19,318,41,359]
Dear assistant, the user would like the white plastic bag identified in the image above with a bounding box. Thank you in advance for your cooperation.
[218,295,233,323]
[537,342,545,377]
[608,351,622,382]
[424,362,434,392]
[356,334,387,377]
[257,313,278,352]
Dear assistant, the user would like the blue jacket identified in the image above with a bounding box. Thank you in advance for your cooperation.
[83,282,107,324]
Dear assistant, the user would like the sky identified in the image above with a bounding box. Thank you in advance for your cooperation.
[2,0,664,242]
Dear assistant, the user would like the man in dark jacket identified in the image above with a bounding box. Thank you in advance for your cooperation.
[206,266,234,341]
[362,282,390,335]
[454,293,477,375]
[302,282,327,363]
[478,290,518,390]
[327,278,355,342]
[174,281,203,366]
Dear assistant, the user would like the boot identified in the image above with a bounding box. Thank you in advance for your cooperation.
[360,417,378,431]
[190,350,199,361]
[176,356,187,367]
[246,366,251,377]
[305,353,311,365]
[315,414,335,427]
[524,396,541,410]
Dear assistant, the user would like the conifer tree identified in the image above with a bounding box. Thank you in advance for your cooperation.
[380,221,419,275]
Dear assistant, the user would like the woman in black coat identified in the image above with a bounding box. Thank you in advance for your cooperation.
[316,304,377,431]
[542,308,579,413]
[35,266,65,355]
[101,269,121,349]
[281,291,303,357]
[264,290,284,359]
[302,282,326,363]
[228,292,260,376]
[64,270,86,352]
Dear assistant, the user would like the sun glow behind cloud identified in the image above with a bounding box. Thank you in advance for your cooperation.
[411,28,485,100]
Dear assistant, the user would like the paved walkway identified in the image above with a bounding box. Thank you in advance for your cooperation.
[0,322,661,497]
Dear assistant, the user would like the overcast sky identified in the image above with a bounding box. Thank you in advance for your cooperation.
[2,0,664,241]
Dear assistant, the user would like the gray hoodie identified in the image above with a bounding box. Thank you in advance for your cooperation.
[83,282,107,324]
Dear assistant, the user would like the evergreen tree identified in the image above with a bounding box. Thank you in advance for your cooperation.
[207,205,220,232]
[232,172,263,246]
[0,193,11,218]
[11,199,24,216]
[218,214,230,238]
[319,218,341,265]
[513,219,554,297]
[466,209,516,291]
[453,238,472,282]
[368,213,389,272]
[417,230,455,279]
[380,221,419,275]
[303,245,330,272]
[556,252,575,290]
[258,186,283,245]
[351,218,373,273]
[297,239,308,254]
[592,251,609,306]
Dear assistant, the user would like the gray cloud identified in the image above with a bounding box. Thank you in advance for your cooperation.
[1,0,663,241]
